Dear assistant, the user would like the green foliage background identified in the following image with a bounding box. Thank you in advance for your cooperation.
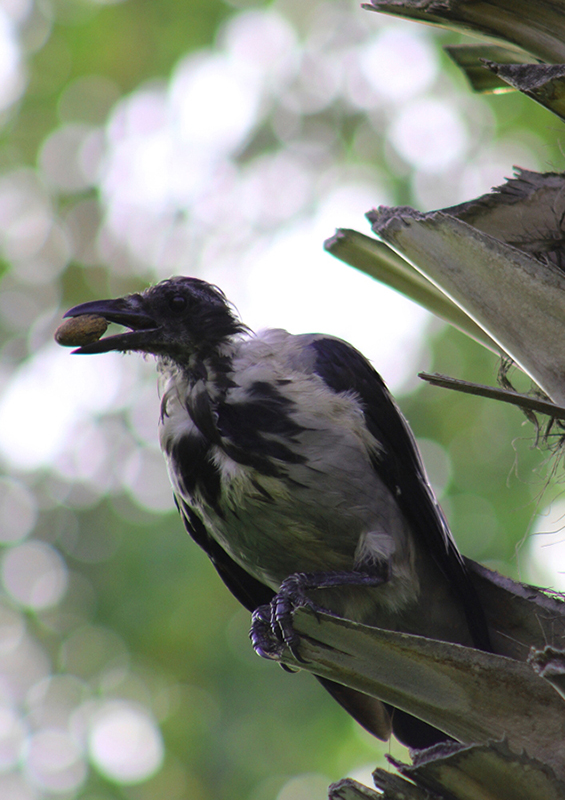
[0,1,562,799]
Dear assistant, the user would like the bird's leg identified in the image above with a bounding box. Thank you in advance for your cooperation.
[250,565,389,661]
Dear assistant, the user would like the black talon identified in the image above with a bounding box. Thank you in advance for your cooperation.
[250,604,283,659]
[250,567,389,663]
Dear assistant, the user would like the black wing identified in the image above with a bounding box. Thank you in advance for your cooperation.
[308,337,492,652]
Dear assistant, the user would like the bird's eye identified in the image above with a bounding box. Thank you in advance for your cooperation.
[169,295,187,312]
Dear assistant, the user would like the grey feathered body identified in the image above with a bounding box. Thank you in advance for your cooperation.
[158,328,472,645]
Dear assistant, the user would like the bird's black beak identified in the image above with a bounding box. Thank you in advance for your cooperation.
[64,296,160,355]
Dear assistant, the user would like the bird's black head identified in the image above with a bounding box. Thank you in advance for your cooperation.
[63,277,246,360]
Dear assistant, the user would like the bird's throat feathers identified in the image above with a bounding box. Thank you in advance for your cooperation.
[158,338,239,413]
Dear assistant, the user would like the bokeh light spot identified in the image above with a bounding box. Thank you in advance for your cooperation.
[0,344,124,470]
[88,701,164,784]
[0,634,50,705]
[2,541,68,610]
[359,27,437,101]
[0,604,25,655]
[0,707,27,772]
[0,478,37,544]
[525,499,565,592]
[0,771,39,800]
[60,625,128,680]
[123,448,173,512]
[24,729,86,793]
[171,53,260,153]
[0,9,24,113]
[39,124,97,193]
[220,8,298,84]
[389,97,468,173]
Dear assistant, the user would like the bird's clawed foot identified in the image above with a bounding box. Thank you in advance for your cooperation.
[250,567,389,662]
[250,572,319,661]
